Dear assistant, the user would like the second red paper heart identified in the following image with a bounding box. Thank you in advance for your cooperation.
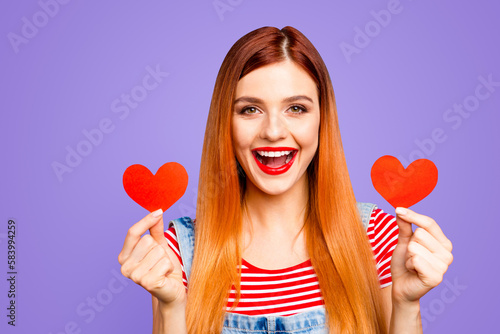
[371,155,438,208]
[123,162,188,212]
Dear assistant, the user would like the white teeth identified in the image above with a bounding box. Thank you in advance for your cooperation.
[256,150,292,157]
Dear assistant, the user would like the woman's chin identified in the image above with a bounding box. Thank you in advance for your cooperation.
[247,175,304,197]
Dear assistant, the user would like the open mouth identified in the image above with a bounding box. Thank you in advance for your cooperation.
[252,150,297,167]
[251,148,298,175]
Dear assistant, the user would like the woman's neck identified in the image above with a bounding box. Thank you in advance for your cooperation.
[242,174,309,236]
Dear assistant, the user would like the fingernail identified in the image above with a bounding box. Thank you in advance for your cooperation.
[395,207,407,216]
[152,208,163,218]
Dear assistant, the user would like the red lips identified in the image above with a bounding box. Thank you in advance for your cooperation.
[251,147,298,175]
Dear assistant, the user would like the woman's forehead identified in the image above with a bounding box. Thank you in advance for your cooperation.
[234,61,319,105]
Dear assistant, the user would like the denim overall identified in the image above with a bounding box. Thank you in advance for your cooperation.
[168,202,377,334]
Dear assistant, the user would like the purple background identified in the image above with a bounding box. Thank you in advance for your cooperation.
[1,1,498,333]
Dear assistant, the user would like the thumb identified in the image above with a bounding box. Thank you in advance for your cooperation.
[391,207,413,277]
[395,207,413,242]
[148,209,182,273]
[148,208,168,247]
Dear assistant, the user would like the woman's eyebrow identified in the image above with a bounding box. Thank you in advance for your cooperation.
[233,95,314,105]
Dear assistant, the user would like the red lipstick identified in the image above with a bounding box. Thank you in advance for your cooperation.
[251,147,298,175]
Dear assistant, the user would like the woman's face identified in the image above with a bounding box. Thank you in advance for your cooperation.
[232,60,320,196]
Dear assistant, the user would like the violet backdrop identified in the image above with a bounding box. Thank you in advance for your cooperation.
[1,1,498,333]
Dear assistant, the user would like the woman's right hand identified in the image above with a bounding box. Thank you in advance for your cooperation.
[118,209,187,309]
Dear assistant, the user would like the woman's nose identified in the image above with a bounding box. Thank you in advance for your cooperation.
[260,111,287,141]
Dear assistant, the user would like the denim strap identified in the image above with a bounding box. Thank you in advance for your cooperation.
[168,217,195,282]
[356,201,377,230]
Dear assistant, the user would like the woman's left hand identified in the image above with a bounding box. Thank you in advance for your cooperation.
[390,207,453,305]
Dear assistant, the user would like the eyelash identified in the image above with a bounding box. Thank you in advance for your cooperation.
[239,104,308,115]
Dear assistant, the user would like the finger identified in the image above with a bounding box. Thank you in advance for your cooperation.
[148,252,185,288]
[142,256,186,301]
[129,244,167,283]
[140,250,185,296]
[121,236,160,278]
[149,252,176,279]
[395,207,452,251]
[141,257,174,291]
[407,240,448,274]
[405,253,445,289]
[125,234,158,265]
[411,228,442,253]
[411,228,454,265]
[118,208,163,264]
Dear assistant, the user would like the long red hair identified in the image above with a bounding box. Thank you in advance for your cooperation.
[186,26,388,333]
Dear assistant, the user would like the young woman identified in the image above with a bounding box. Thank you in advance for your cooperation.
[118,26,453,333]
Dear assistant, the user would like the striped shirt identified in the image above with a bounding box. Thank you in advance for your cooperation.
[164,208,398,316]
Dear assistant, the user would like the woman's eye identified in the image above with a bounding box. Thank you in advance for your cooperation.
[289,105,307,113]
[242,106,258,114]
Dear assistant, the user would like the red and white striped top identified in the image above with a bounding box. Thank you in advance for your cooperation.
[164,208,398,317]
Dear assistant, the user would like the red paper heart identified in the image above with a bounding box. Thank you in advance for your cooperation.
[123,162,188,212]
[371,155,438,208]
